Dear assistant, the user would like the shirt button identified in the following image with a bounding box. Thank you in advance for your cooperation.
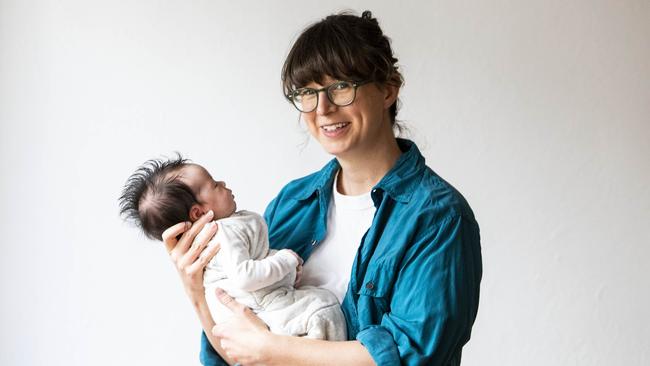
[365,281,374,290]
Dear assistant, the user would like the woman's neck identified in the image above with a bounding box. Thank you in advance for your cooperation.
[336,137,402,196]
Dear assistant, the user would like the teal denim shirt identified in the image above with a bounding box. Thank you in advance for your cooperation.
[200,139,482,365]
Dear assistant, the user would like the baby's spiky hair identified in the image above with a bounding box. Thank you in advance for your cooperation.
[119,154,199,241]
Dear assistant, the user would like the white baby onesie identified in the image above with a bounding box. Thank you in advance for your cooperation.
[203,210,346,341]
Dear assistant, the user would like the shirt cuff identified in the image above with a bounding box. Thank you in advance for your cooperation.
[356,325,400,366]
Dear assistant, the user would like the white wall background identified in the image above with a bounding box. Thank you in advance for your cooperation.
[1,1,648,365]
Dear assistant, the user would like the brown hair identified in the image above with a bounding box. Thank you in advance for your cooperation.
[282,10,404,124]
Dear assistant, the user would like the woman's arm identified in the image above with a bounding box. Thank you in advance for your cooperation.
[345,214,480,365]
[212,289,375,366]
[267,336,373,366]
[160,210,236,366]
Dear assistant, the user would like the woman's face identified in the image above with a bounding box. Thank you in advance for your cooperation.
[300,75,398,160]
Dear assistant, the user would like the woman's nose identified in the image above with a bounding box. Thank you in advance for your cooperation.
[316,91,335,115]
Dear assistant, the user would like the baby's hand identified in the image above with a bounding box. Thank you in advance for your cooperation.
[283,249,304,286]
[285,249,304,266]
[294,263,303,287]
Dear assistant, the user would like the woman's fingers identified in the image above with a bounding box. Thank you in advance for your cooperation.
[161,221,190,253]
[176,210,215,254]
[186,221,218,260]
[177,222,218,277]
[211,289,272,365]
[187,241,221,274]
[186,227,221,271]
[215,288,248,314]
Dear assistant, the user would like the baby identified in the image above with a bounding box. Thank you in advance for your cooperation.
[119,155,346,341]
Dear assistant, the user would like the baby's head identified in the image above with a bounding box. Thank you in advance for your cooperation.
[119,155,237,241]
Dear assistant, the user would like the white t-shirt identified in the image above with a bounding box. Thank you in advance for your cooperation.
[299,171,377,303]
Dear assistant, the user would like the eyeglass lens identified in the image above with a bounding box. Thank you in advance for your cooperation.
[292,81,356,112]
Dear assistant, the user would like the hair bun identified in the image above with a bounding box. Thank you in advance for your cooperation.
[361,10,373,20]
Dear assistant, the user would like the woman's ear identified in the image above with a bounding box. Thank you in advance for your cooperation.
[189,204,204,222]
[382,83,399,110]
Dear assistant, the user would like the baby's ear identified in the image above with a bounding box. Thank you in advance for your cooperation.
[189,205,204,222]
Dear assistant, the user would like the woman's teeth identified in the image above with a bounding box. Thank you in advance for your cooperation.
[321,122,349,131]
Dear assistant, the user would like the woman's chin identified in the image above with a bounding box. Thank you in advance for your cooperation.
[323,145,347,157]
[316,137,352,157]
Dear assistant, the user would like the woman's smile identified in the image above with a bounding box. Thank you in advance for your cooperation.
[320,122,351,137]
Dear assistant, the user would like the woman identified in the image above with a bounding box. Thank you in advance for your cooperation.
[162,11,481,366]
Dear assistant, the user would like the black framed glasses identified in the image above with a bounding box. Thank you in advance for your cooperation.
[286,80,371,113]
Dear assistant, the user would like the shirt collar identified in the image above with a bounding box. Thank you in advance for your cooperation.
[293,138,425,204]
[374,138,425,203]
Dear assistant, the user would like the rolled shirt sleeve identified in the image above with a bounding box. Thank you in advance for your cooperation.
[356,325,401,365]
[200,331,228,366]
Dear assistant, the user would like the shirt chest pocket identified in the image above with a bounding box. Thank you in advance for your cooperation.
[356,262,397,319]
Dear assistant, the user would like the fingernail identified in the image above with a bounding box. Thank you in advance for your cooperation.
[215,288,224,295]
[206,210,214,218]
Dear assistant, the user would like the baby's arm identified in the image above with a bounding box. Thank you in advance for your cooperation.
[217,223,300,292]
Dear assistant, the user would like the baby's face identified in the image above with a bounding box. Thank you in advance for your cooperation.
[178,164,237,220]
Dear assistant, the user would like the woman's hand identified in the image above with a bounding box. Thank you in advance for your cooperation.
[161,210,221,297]
[162,212,240,364]
[212,288,276,366]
